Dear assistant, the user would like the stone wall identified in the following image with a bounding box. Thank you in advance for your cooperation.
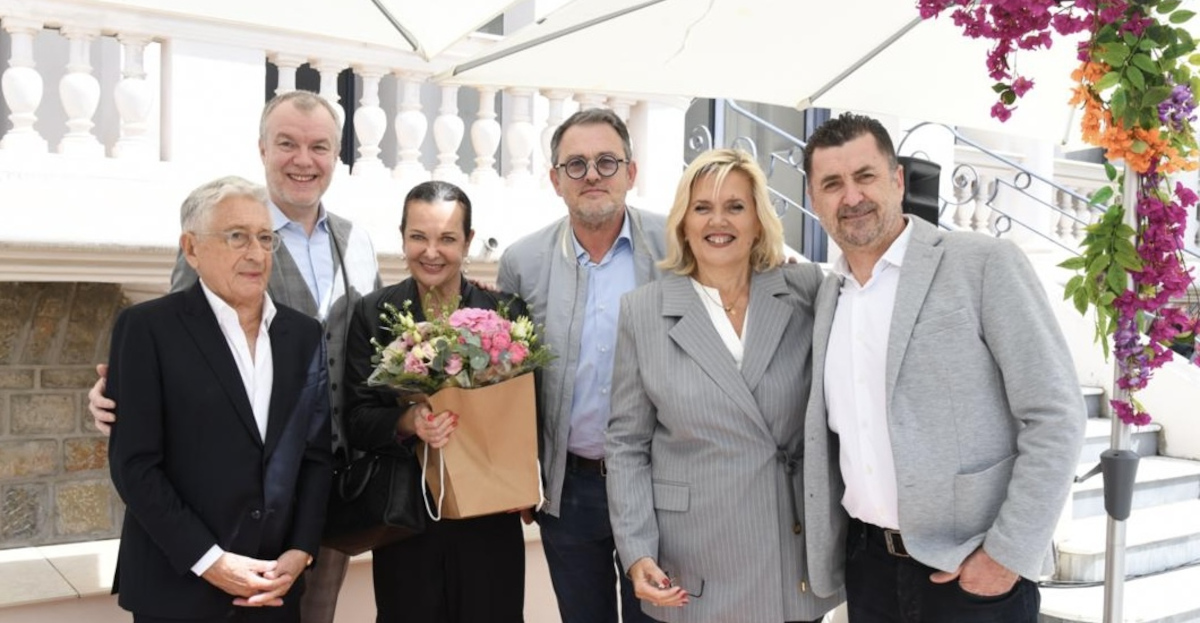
[0,282,128,548]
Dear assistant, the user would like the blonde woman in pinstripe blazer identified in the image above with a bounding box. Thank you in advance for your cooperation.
[606,149,843,623]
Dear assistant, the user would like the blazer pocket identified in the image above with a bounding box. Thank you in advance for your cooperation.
[653,480,690,512]
[953,453,1016,541]
[911,307,973,339]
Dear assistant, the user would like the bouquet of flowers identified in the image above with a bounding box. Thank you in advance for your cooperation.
[367,301,552,395]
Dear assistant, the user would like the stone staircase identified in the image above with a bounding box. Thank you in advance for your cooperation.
[1041,412,1200,622]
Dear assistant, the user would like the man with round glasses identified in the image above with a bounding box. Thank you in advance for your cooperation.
[498,108,667,623]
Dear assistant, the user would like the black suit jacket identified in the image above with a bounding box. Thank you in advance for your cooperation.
[107,282,332,619]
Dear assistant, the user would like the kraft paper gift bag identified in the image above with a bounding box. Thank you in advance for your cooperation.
[419,372,541,519]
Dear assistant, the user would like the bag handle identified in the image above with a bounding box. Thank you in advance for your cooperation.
[420,443,445,522]
[337,454,379,500]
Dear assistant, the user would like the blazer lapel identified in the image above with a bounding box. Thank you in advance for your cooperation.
[886,220,944,418]
[739,269,791,394]
[627,208,662,286]
[262,313,296,458]
[663,276,772,439]
[179,283,262,445]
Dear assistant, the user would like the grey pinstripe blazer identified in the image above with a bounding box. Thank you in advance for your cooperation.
[803,218,1086,597]
[606,265,843,623]
[171,210,380,449]
[497,207,667,517]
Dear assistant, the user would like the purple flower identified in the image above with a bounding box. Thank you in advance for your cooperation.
[1011,76,1035,97]
[990,101,1014,122]
[1158,84,1197,133]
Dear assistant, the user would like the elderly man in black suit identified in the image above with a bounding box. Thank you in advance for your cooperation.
[107,176,332,623]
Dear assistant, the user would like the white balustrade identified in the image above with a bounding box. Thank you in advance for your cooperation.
[951,173,975,230]
[575,93,607,110]
[469,87,501,185]
[271,53,306,95]
[540,90,572,186]
[392,72,429,183]
[112,34,155,160]
[972,177,996,234]
[504,88,536,187]
[607,97,635,123]
[352,66,387,176]
[57,26,102,157]
[432,85,465,184]
[1054,189,1075,243]
[1,17,47,153]
[314,60,347,127]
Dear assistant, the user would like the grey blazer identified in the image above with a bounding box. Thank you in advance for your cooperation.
[171,210,381,448]
[496,207,667,517]
[803,218,1086,598]
[607,266,843,623]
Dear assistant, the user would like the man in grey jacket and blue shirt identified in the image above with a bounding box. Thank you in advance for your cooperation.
[800,112,1086,622]
[498,108,665,623]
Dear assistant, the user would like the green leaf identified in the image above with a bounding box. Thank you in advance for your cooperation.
[1073,287,1090,315]
[1060,256,1089,271]
[1101,42,1131,65]
[1112,88,1129,122]
[1001,89,1017,105]
[1144,85,1174,107]
[1089,185,1115,205]
[1125,65,1147,91]
[1115,248,1144,271]
[992,82,1010,94]
[1131,53,1160,75]
[1064,274,1084,299]
[1088,253,1112,274]
[1169,10,1196,24]
[1106,264,1128,292]
[1099,291,1117,306]
[1131,139,1150,154]
[1104,162,1118,181]
[1158,0,1182,14]
[1095,71,1122,91]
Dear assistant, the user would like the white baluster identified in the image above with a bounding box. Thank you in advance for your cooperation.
[57,26,103,157]
[1,17,47,153]
[952,173,975,230]
[1054,189,1074,242]
[271,53,306,95]
[973,177,995,234]
[112,34,154,160]
[607,97,635,123]
[470,87,501,185]
[392,72,429,183]
[541,90,571,185]
[432,85,465,184]
[574,93,607,111]
[314,60,347,127]
[352,67,387,176]
[505,88,536,187]
[1070,190,1088,242]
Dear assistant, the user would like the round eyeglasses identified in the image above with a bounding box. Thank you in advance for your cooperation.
[195,229,282,253]
[555,155,629,180]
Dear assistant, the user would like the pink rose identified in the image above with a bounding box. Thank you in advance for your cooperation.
[444,354,464,376]
[403,352,427,375]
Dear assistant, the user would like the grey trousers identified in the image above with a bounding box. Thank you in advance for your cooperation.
[299,546,350,623]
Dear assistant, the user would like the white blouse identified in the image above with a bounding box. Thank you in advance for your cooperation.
[691,279,747,370]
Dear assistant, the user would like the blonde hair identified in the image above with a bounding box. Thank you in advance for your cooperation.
[659,149,784,275]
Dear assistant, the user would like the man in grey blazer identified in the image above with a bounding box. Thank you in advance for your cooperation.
[497,108,666,623]
[800,113,1086,622]
[90,90,380,623]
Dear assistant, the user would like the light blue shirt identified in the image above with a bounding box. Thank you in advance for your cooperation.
[270,201,335,320]
[567,212,637,459]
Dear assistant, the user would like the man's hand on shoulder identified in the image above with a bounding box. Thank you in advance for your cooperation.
[88,364,116,436]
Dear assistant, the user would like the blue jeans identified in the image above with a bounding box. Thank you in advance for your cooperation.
[845,519,1040,623]
[538,468,653,623]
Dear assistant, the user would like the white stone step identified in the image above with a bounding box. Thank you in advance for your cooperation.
[1071,456,1200,519]
[1056,500,1200,583]
[1079,418,1161,465]
[1040,562,1200,622]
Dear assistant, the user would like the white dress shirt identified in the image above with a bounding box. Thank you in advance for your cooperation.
[692,279,746,370]
[191,281,277,576]
[824,218,912,530]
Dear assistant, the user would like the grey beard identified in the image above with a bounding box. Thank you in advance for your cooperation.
[569,202,624,231]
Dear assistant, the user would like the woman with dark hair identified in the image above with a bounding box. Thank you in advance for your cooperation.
[343,181,529,623]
